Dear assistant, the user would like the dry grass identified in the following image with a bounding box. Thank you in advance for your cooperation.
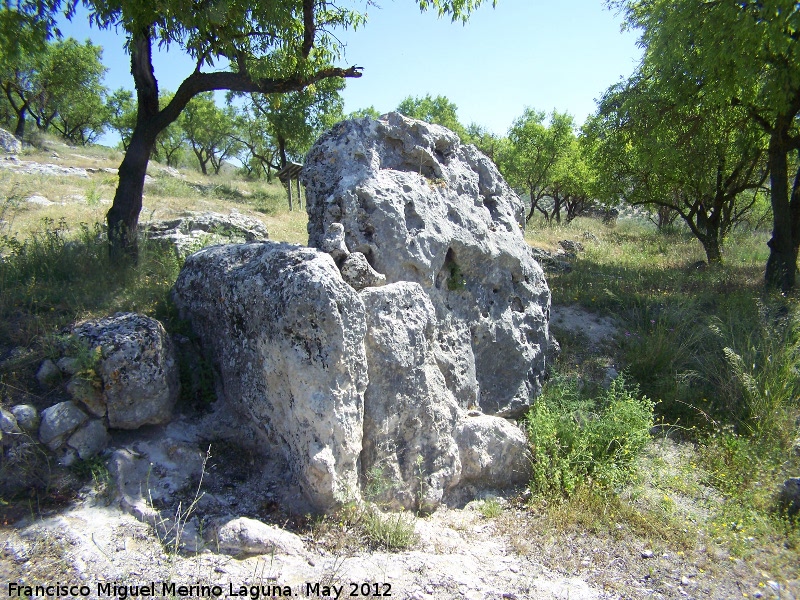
[1,151,306,245]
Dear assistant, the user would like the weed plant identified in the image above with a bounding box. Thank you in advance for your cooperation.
[526,375,654,498]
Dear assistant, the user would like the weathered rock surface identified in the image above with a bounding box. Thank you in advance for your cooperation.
[341,251,387,290]
[35,359,61,387]
[72,312,179,429]
[360,282,462,511]
[210,517,306,556]
[303,112,552,418]
[0,408,21,448]
[39,401,89,450]
[10,404,39,433]
[143,211,269,257]
[0,127,21,154]
[172,242,368,512]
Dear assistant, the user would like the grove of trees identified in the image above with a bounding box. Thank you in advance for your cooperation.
[607,0,800,288]
[2,1,491,261]
[2,1,798,288]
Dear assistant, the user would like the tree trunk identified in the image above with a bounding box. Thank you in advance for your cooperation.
[701,234,722,264]
[102,22,362,262]
[14,107,26,139]
[764,128,798,291]
[278,135,288,169]
[107,33,160,262]
[107,130,154,262]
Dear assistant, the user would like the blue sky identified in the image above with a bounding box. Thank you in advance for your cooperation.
[56,0,642,142]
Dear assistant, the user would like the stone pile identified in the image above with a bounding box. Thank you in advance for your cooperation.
[0,313,179,493]
[174,113,554,512]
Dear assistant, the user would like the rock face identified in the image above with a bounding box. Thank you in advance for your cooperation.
[174,114,551,513]
[72,313,179,429]
[303,112,551,418]
[0,127,21,154]
[172,243,368,512]
[210,517,306,556]
[360,282,462,511]
[143,211,269,257]
[38,401,109,465]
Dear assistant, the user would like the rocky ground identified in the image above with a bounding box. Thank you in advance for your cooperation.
[1,149,798,600]
[1,301,796,599]
[1,390,796,600]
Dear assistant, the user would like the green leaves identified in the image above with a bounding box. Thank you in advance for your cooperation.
[1,29,109,143]
[498,108,580,223]
[586,3,774,262]
[181,92,241,174]
[527,376,654,498]
[417,0,496,23]
[397,94,467,139]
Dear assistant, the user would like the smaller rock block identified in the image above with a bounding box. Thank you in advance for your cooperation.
[455,415,531,490]
[341,252,387,291]
[39,401,89,450]
[35,359,61,387]
[360,282,461,511]
[210,517,306,556]
[144,211,269,258]
[10,404,39,433]
[0,127,21,154]
[0,408,21,448]
[66,419,109,460]
[72,313,179,429]
[320,222,349,263]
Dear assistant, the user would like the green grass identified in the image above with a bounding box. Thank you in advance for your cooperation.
[526,215,799,578]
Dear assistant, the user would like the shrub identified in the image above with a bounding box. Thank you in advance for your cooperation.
[526,376,654,498]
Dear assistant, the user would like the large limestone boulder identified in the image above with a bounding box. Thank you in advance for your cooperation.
[72,313,179,429]
[302,112,552,418]
[172,242,368,512]
[360,282,462,511]
[171,115,550,513]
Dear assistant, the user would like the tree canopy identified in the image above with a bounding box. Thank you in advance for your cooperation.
[5,0,492,260]
[498,108,575,224]
[612,0,800,287]
[0,23,107,143]
[397,94,468,138]
[586,64,769,263]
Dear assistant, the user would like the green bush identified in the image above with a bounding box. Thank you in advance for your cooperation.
[526,376,654,498]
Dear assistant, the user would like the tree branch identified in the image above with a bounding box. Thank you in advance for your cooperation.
[156,64,362,133]
[302,0,315,58]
